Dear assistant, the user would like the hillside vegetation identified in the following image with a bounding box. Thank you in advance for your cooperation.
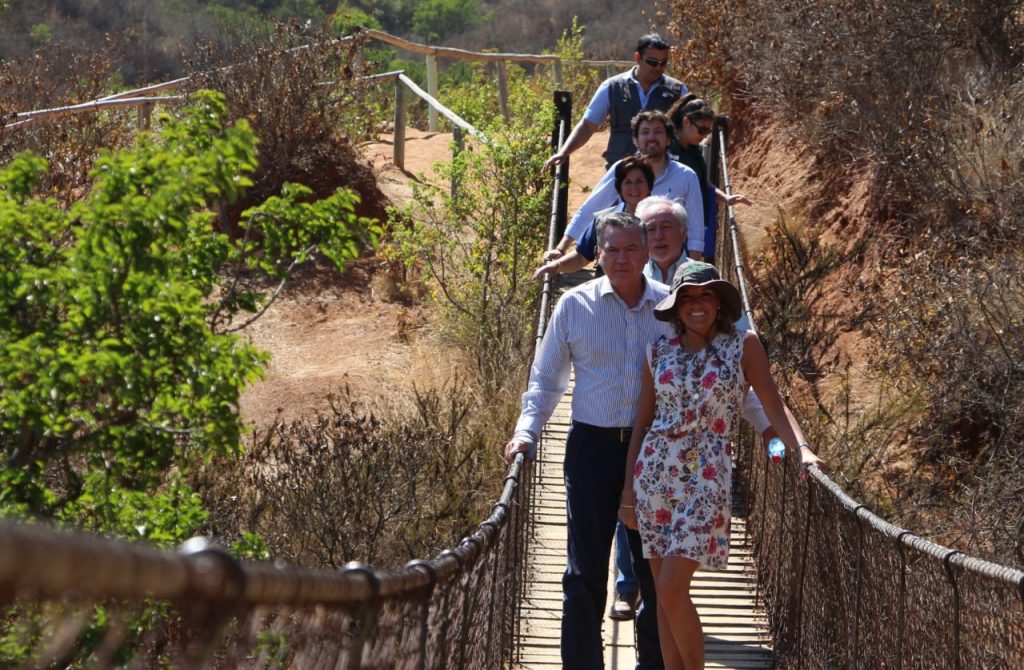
[664,0,1024,565]
[0,0,653,88]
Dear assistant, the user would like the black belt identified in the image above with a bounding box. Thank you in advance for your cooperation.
[572,421,632,444]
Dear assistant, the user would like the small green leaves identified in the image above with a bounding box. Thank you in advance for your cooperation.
[0,89,378,530]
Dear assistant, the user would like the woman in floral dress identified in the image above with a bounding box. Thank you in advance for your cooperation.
[619,262,824,670]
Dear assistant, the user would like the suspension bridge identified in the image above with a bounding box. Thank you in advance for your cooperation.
[2,31,1023,669]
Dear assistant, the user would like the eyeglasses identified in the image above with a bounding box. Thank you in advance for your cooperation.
[690,119,713,136]
[642,56,669,68]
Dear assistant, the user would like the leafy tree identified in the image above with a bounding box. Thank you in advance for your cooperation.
[28,23,52,46]
[330,2,380,35]
[411,0,489,42]
[203,3,274,48]
[335,0,415,34]
[0,90,379,529]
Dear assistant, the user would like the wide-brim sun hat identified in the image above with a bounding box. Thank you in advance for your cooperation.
[653,261,742,323]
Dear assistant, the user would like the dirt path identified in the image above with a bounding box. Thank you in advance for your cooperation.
[238,127,612,428]
[239,126,796,428]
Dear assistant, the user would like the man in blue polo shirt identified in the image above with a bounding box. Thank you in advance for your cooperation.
[543,33,686,170]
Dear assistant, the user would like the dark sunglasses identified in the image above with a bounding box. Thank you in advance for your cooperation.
[642,56,669,68]
[690,118,713,136]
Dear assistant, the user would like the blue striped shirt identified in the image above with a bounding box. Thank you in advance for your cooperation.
[513,276,674,447]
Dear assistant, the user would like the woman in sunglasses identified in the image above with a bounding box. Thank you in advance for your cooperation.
[668,95,753,263]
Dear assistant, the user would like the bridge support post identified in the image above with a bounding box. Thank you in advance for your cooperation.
[851,510,866,669]
[138,101,153,130]
[894,531,911,670]
[342,561,382,670]
[451,126,464,198]
[943,551,963,670]
[426,54,439,132]
[551,91,572,239]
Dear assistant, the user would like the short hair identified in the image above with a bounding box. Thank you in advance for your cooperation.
[636,33,670,54]
[636,195,687,232]
[613,156,655,196]
[595,211,647,249]
[668,93,715,129]
[630,110,674,141]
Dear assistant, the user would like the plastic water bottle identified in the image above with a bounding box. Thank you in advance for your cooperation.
[768,437,785,463]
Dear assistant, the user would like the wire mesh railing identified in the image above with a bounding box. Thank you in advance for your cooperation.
[713,118,1024,669]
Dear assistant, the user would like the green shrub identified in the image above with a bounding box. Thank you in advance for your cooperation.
[0,90,379,531]
[386,85,552,396]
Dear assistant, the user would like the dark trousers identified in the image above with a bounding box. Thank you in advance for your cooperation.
[561,422,663,670]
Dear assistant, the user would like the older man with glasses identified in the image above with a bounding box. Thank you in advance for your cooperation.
[544,33,687,170]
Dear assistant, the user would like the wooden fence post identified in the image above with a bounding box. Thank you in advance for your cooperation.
[552,61,564,88]
[426,54,439,132]
[137,102,153,130]
[394,78,406,171]
[496,61,510,123]
[451,126,464,197]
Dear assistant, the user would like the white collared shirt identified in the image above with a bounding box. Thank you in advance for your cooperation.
[513,275,673,447]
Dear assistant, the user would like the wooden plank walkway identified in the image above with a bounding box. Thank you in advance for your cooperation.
[513,275,774,668]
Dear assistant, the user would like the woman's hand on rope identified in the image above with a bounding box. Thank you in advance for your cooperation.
[798,444,826,479]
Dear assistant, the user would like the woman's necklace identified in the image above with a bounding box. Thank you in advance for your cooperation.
[680,332,719,414]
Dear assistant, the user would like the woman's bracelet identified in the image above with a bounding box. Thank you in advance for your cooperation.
[619,503,634,509]
[798,442,812,450]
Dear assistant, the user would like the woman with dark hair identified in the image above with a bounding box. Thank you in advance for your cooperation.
[619,262,824,670]
[532,156,655,279]
[667,94,753,262]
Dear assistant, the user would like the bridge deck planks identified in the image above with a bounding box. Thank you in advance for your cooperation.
[513,271,773,669]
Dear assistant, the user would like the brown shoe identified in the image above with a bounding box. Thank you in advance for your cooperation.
[608,592,640,620]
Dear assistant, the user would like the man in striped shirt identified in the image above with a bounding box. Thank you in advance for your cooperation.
[505,211,668,669]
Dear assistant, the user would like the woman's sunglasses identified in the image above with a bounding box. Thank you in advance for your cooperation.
[689,118,713,136]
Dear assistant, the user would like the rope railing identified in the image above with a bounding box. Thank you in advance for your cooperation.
[712,118,1024,668]
[0,456,533,667]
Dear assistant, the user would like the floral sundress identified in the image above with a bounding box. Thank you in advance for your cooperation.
[633,329,747,570]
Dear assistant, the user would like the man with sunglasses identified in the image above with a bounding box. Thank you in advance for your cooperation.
[543,33,686,171]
